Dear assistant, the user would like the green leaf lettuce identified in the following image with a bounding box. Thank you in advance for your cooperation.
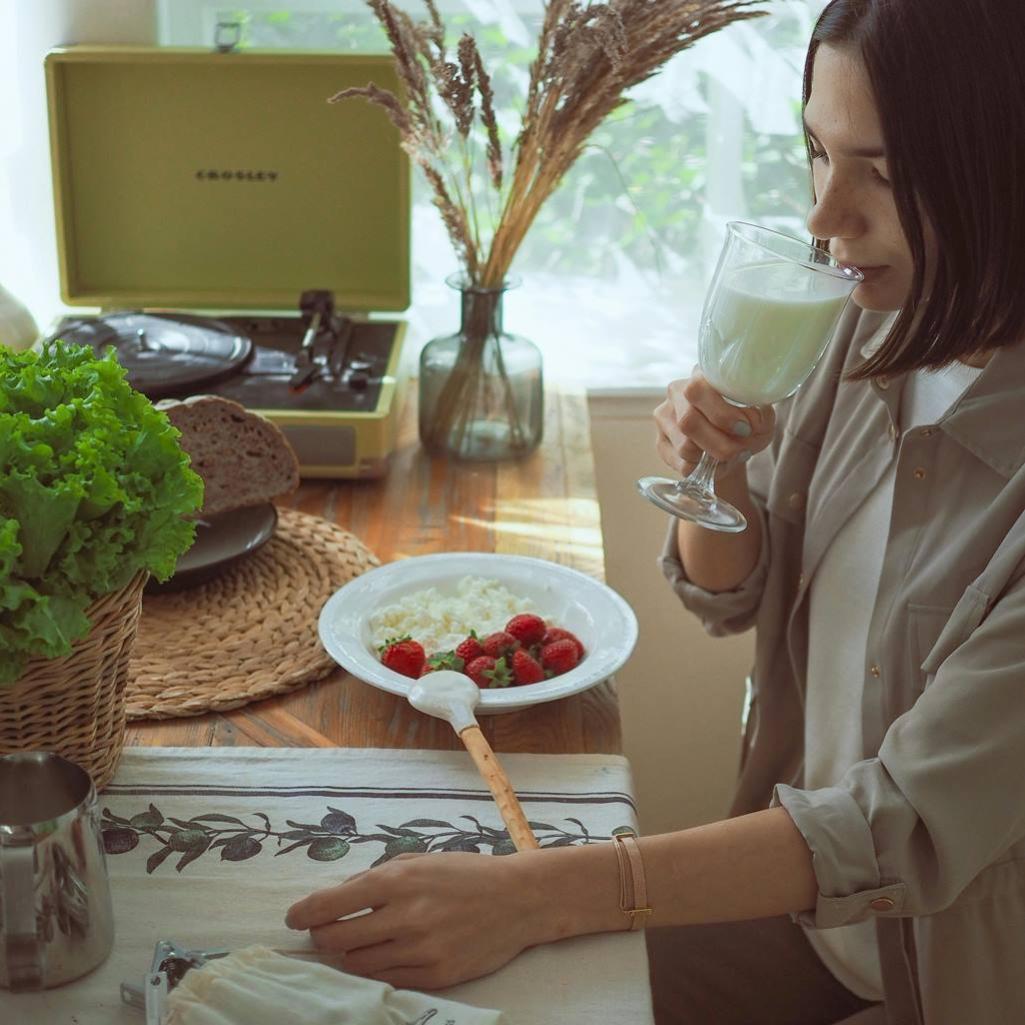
[0,343,203,685]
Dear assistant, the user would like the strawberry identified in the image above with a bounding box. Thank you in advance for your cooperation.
[465,655,497,688]
[541,627,584,659]
[540,638,580,676]
[454,631,484,664]
[505,613,547,648]
[379,636,426,679]
[421,650,465,676]
[481,631,519,660]
[465,655,513,689]
[510,649,545,686]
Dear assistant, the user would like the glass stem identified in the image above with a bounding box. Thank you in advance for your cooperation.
[680,451,720,494]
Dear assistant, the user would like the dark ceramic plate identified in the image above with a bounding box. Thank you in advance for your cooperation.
[145,504,278,594]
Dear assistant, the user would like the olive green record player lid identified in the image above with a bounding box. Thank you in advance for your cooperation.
[45,46,410,311]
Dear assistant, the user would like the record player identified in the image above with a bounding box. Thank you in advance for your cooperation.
[42,44,411,478]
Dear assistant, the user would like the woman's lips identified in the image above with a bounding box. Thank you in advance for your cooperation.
[854,265,889,282]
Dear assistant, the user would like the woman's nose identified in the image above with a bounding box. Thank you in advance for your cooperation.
[806,173,864,244]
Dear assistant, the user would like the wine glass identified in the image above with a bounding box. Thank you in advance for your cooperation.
[638,221,863,532]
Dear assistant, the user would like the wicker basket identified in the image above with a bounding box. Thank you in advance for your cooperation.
[0,570,148,790]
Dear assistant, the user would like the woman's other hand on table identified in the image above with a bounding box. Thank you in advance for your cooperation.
[654,371,775,477]
[285,850,546,990]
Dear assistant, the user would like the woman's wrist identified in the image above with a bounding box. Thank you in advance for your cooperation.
[515,841,629,945]
[677,466,763,593]
[511,811,818,947]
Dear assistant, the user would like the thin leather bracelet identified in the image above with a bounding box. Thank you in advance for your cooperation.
[613,832,652,930]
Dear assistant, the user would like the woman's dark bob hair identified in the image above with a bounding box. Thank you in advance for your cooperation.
[804,0,1025,378]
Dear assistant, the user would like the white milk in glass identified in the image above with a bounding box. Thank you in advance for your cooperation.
[700,260,851,406]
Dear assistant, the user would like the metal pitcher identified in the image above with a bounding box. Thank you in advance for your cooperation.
[0,752,115,990]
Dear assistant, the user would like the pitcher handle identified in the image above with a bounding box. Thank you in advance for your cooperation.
[1,843,43,991]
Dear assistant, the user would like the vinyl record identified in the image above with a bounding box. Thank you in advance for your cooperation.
[52,311,253,398]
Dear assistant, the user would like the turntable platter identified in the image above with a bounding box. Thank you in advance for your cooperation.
[52,312,253,398]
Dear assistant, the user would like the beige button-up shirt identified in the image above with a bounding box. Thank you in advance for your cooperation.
[660,304,1025,1025]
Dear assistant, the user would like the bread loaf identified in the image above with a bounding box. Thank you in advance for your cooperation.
[157,396,300,516]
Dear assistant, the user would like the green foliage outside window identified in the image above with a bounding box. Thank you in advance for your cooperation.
[223,6,814,279]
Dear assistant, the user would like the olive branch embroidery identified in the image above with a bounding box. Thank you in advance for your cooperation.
[101,804,635,874]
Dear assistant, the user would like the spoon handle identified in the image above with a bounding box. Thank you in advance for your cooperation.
[459,726,540,851]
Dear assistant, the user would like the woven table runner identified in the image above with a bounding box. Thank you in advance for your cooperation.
[126,509,377,720]
[4,746,653,1024]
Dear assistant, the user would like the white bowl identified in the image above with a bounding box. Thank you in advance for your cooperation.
[317,552,638,714]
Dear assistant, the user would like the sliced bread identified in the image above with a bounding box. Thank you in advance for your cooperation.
[158,395,300,516]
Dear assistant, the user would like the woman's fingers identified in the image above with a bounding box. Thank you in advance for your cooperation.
[339,939,425,978]
[309,906,398,954]
[658,397,748,463]
[287,854,430,931]
[286,873,387,931]
[654,372,775,473]
[750,403,776,441]
[656,430,700,475]
[679,375,758,439]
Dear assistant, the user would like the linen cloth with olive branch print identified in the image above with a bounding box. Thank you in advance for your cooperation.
[48,746,653,1025]
[100,752,636,875]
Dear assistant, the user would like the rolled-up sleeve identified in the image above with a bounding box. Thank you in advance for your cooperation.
[771,783,910,927]
[772,573,1025,927]
[657,498,770,637]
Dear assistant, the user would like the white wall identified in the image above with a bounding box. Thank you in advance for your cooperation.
[588,393,755,837]
[0,0,157,328]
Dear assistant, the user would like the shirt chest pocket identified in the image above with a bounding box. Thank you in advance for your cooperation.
[908,585,991,687]
[765,428,819,526]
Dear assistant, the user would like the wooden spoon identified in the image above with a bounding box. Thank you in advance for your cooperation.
[407,670,539,852]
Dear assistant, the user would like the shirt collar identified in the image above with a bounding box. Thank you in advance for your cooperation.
[940,341,1025,478]
[856,313,1025,479]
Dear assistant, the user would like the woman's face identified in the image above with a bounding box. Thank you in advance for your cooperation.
[804,45,932,313]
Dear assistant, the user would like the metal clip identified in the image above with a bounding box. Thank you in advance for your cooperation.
[120,940,231,1022]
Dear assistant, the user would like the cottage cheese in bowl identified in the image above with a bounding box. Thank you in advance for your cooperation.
[368,576,536,653]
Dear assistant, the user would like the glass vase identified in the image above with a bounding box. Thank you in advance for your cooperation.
[418,275,544,461]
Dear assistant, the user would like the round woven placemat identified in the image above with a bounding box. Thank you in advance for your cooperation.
[126,508,379,720]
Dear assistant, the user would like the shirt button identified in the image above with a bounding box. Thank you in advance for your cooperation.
[913,468,927,481]
[887,422,898,441]
[788,492,806,512]
[870,897,895,912]
[920,428,935,438]
[798,572,806,590]
[869,664,881,678]
[877,376,890,390]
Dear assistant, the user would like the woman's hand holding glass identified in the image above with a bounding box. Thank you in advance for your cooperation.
[639,222,860,531]
[654,371,776,480]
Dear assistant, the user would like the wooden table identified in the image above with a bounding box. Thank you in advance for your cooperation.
[126,386,622,756]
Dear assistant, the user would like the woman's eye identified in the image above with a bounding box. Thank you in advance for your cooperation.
[873,167,891,186]
[810,146,829,164]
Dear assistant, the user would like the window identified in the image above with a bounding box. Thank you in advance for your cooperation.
[163,1,827,391]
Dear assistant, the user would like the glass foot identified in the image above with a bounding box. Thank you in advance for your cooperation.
[636,475,747,533]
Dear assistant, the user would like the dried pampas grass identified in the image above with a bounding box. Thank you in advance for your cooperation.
[332,0,767,289]
[331,0,767,457]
